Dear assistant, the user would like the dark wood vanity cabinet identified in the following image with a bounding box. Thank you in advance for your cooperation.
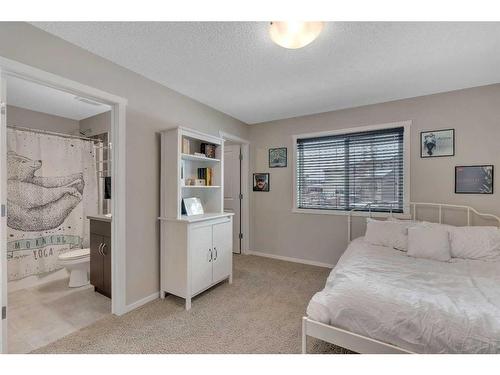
[89,219,112,298]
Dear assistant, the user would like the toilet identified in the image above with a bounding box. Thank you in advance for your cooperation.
[58,248,91,288]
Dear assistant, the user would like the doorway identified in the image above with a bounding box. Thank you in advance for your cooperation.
[224,143,242,254]
[6,75,112,353]
[220,132,249,255]
[0,56,127,354]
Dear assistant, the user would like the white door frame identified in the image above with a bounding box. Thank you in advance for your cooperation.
[0,68,7,354]
[219,131,250,255]
[0,56,128,353]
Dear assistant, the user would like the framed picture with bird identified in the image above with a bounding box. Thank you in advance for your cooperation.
[420,129,455,158]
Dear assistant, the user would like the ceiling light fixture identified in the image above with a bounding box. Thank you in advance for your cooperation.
[269,21,324,49]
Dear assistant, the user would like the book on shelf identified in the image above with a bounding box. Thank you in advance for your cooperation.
[182,138,190,154]
[197,167,213,186]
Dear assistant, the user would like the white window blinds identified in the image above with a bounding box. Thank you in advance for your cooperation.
[296,127,404,213]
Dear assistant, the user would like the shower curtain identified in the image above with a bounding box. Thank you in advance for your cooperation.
[6,128,98,281]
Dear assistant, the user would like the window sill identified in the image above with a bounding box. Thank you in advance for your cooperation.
[292,208,411,219]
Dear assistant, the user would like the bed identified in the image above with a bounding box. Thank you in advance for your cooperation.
[302,202,500,354]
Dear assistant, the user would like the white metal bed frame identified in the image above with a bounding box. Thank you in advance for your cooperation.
[302,202,500,354]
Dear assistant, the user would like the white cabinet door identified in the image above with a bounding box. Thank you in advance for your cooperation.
[190,225,213,296]
[212,220,232,283]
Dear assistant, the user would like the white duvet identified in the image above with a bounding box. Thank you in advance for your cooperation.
[307,238,500,353]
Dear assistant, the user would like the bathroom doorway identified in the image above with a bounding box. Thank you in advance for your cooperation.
[0,58,127,354]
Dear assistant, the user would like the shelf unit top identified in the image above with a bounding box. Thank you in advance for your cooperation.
[159,212,234,223]
[161,126,223,145]
[181,153,220,162]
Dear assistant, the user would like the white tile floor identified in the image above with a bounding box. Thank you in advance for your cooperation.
[7,278,111,353]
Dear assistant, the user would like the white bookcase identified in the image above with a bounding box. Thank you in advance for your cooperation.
[159,127,233,310]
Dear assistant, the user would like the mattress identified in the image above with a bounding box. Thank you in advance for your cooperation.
[307,238,500,353]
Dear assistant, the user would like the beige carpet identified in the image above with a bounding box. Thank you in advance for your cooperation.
[33,255,353,354]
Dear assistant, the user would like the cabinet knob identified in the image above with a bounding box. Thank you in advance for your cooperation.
[208,249,212,262]
[102,243,107,256]
[98,243,103,255]
[214,247,217,261]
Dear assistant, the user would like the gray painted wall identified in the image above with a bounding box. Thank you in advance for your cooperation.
[7,105,111,137]
[7,105,79,135]
[249,84,500,266]
[0,22,249,305]
[80,111,111,137]
[2,22,499,303]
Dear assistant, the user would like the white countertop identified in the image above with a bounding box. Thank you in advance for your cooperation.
[158,212,234,223]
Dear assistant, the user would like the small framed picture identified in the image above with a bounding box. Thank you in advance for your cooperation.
[269,147,287,168]
[253,173,270,192]
[420,129,455,158]
[455,165,494,194]
[182,197,205,216]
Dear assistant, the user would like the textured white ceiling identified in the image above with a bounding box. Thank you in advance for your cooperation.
[32,22,500,124]
[6,75,111,120]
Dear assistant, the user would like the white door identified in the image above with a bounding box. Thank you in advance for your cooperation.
[189,225,213,296]
[0,71,7,353]
[212,220,232,283]
[223,144,241,254]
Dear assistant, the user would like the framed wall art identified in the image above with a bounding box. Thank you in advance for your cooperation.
[420,129,455,158]
[253,173,270,192]
[455,165,494,194]
[269,147,287,168]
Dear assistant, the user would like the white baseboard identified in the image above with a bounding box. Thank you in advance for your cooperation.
[122,291,160,314]
[246,250,334,269]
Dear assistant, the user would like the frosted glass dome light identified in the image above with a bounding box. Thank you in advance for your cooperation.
[269,21,324,49]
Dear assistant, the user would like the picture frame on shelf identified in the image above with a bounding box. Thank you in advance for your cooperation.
[253,173,270,192]
[201,143,217,158]
[269,147,287,168]
[455,165,494,194]
[420,129,455,158]
[182,197,205,216]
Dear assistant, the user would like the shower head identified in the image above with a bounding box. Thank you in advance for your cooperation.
[79,129,92,136]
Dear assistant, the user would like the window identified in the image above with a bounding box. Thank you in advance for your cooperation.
[295,125,407,214]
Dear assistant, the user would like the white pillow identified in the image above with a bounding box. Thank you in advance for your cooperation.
[365,218,409,251]
[407,226,451,262]
[386,216,422,228]
[419,221,456,232]
[448,226,500,260]
[386,216,419,225]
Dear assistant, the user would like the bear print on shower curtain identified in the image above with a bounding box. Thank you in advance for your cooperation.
[6,128,98,281]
